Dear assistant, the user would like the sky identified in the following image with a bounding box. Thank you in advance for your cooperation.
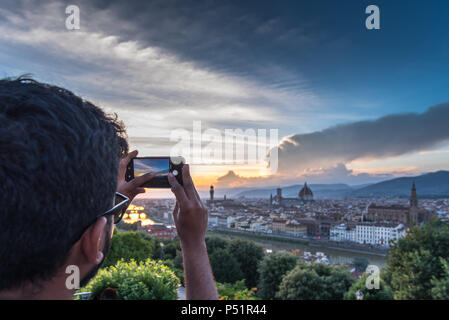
[0,0,448,196]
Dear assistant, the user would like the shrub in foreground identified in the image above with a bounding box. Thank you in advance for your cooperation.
[78,259,179,300]
[217,280,260,300]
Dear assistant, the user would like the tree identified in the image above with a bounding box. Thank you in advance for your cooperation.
[431,258,449,299]
[344,273,394,300]
[78,259,179,300]
[103,231,155,268]
[277,263,354,300]
[257,252,298,299]
[173,249,183,270]
[158,239,181,260]
[117,221,138,231]
[205,236,228,255]
[228,239,264,288]
[209,248,244,284]
[383,219,449,299]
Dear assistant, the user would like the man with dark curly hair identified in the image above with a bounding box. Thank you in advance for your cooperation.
[0,77,218,300]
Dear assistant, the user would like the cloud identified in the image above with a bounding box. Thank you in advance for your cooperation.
[2,0,448,189]
[297,163,398,185]
[215,170,282,188]
[0,0,319,157]
[214,163,400,188]
[275,103,449,174]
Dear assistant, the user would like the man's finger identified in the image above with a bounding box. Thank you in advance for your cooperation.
[130,172,156,189]
[188,166,202,203]
[119,150,138,177]
[168,172,188,204]
[136,187,146,194]
[181,164,198,201]
[172,201,179,224]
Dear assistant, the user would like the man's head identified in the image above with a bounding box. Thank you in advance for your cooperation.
[0,77,128,296]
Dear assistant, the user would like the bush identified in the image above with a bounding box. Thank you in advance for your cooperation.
[217,280,260,300]
[103,231,155,268]
[257,252,298,299]
[344,273,394,300]
[277,263,354,300]
[162,259,185,287]
[78,259,179,300]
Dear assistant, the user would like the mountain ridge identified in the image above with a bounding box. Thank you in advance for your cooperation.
[231,170,449,199]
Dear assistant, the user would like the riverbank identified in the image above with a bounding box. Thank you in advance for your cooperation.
[207,228,388,257]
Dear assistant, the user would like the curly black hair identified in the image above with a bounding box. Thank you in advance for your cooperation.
[0,76,129,291]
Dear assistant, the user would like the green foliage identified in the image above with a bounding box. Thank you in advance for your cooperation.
[173,249,184,270]
[431,258,449,299]
[383,219,449,299]
[344,273,394,300]
[277,263,354,300]
[205,236,228,255]
[78,259,179,300]
[158,240,181,260]
[352,257,369,272]
[161,259,185,287]
[103,231,155,268]
[257,252,298,299]
[217,280,260,300]
[228,239,264,288]
[117,221,138,231]
[209,248,245,284]
[137,232,181,261]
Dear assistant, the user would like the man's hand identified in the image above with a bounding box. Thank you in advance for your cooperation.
[117,150,155,203]
[168,164,218,300]
[168,164,208,246]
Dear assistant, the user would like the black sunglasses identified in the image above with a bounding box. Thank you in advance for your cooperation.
[70,192,130,245]
[102,192,130,224]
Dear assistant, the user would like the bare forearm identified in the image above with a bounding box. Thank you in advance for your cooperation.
[181,240,218,300]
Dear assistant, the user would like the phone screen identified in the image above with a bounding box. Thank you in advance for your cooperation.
[133,158,169,177]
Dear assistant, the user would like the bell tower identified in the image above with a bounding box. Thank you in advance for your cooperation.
[410,182,418,208]
[210,185,214,202]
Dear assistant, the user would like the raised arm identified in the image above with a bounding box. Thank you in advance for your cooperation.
[168,164,218,300]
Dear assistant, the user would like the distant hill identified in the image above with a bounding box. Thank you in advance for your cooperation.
[235,183,354,199]
[351,170,449,198]
[230,171,449,199]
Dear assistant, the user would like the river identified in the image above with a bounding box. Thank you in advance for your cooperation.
[209,231,387,269]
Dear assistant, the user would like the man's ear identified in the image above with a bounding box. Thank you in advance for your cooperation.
[80,217,108,264]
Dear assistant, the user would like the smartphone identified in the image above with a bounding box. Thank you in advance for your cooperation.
[125,156,185,188]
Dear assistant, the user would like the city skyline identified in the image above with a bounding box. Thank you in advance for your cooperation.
[1,0,448,193]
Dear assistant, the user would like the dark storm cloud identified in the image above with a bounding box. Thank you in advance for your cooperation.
[74,0,317,91]
[276,103,449,173]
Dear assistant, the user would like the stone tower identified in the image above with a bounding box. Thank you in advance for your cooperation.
[410,182,418,208]
[210,185,214,202]
[276,188,282,199]
[276,188,282,206]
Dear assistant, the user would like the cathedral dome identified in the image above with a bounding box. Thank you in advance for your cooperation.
[299,182,313,200]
